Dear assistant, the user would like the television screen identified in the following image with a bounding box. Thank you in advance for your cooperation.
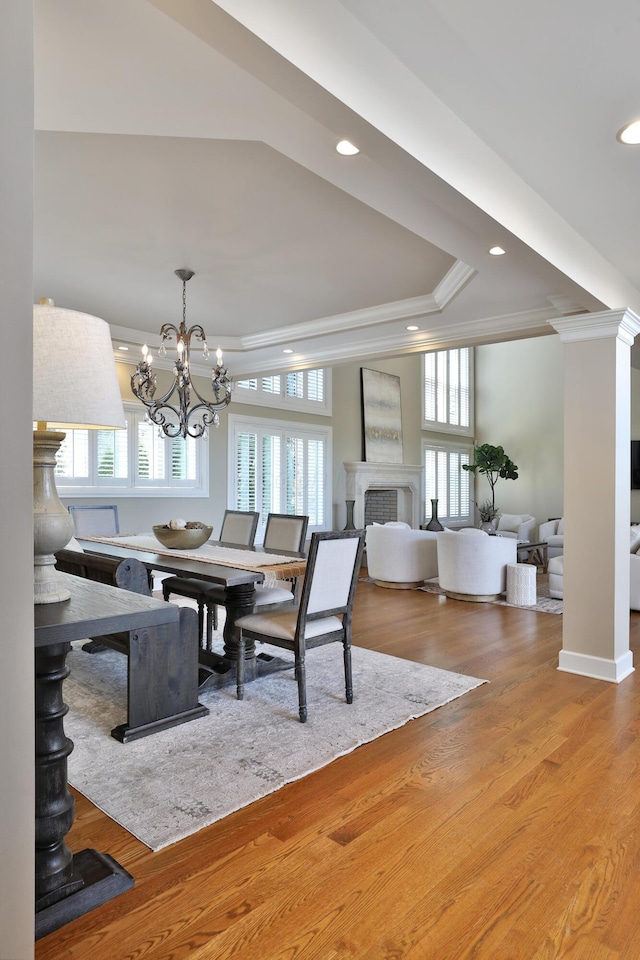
[632,441,640,489]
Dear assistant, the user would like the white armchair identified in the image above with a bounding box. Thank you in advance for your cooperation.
[365,522,438,589]
[436,528,517,601]
[538,518,564,558]
[495,513,537,541]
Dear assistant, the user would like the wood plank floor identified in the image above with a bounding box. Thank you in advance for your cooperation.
[36,577,640,960]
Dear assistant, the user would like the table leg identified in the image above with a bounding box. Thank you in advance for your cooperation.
[35,642,134,940]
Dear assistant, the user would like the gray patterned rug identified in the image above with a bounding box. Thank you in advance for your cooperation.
[64,640,485,851]
[417,573,562,614]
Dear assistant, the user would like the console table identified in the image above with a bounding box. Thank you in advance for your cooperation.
[34,575,199,939]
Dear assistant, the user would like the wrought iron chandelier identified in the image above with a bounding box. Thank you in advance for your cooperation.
[131,269,232,438]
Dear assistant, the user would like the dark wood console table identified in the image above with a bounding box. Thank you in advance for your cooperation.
[34,575,205,939]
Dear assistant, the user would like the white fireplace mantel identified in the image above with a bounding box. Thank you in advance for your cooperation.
[344,461,423,529]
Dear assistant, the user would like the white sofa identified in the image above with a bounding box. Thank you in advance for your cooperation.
[550,527,640,609]
[495,513,537,541]
[436,528,517,601]
[365,522,439,588]
[538,518,564,558]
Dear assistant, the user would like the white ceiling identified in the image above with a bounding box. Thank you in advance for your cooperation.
[34,0,640,378]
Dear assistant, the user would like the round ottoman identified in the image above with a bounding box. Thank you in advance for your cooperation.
[506,563,537,605]
[548,555,564,599]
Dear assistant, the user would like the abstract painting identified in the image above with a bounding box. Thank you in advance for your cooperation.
[360,368,404,463]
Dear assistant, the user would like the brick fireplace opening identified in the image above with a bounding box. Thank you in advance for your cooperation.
[364,489,398,525]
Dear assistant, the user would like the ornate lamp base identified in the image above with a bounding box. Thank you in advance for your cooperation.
[33,429,74,604]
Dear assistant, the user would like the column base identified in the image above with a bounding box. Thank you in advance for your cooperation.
[557,649,635,683]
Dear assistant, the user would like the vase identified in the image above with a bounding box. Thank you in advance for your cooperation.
[425,498,444,531]
[343,499,356,530]
[480,518,497,534]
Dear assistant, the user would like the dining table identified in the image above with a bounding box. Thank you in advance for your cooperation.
[74,534,307,688]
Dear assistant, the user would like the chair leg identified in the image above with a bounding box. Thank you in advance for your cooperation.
[236,632,245,700]
[343,638,353,704]
[205,603,214,652]
[162,583,171,602]
[295,653,307,722]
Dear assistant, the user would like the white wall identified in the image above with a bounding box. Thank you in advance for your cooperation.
[1,3,36,957]
[475,335,564,527]
[631,366,640,523]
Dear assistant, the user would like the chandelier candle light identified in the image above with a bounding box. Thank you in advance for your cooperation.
[131,269,232,439]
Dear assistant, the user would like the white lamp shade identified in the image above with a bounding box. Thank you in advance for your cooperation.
[33,303,126,429]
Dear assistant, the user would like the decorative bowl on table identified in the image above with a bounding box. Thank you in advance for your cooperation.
[152,522,213,550]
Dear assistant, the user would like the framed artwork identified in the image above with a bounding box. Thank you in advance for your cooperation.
[360,368,404,463]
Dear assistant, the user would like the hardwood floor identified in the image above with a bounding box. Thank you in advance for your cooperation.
[36,578,640,960]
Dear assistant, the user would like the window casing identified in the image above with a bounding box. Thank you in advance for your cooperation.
[53,401,209,497]
[422,439,474,527]
[234,368,332,416]
[228,413,332,542]
[422,348,473,435]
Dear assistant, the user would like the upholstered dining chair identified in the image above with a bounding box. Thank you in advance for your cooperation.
[251,512,309,606]
[168,512,309,650]
[68,504,119,537]
[234,529,366,722]
[162,509,259,645]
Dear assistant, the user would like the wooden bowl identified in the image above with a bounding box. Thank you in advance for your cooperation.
[152,524,213,549]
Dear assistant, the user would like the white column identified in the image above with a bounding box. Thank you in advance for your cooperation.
[0,2,35,959]
[551,310,640,682]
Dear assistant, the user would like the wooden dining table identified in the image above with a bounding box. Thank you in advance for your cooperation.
[75,535,307,688]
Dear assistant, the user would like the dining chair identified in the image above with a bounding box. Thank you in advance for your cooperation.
[161,510,259,647]
[68,504,119,537]
[252,513,309,606]
[234,529,366,722]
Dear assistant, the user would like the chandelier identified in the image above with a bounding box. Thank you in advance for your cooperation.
[131,269,232,438]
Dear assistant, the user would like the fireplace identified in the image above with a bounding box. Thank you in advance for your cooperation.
[344,461,423,529]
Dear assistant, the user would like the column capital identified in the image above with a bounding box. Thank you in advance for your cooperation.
[549,308,640,346]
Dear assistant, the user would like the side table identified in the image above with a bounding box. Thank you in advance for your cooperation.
[506,563,537,605]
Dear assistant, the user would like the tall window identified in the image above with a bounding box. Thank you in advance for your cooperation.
[423,439,473,526]
[228,414,331,540]
[423,347,473,435]
[54,401,209,497]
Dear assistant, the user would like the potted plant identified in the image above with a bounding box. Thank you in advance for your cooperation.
[462,444,519,530]
[476,499,500,533]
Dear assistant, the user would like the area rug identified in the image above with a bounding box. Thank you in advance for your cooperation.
[417,573,562,614]
[64,641,485,851]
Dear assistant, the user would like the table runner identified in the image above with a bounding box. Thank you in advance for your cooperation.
[80,534,306,586]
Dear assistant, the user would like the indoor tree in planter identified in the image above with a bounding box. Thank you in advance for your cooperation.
[462,444,519,529]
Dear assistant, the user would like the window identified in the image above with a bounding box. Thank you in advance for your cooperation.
[423,439,473,526]
[422,347,473,435]
[234,368,332,415]
[228,414,332,540]
[54,401,209,497]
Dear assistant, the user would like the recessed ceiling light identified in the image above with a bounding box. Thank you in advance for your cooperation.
[336,139,359,156]
[489,245,506,256]
[617,119,640,144]
[118,345,129,351]
[283,348,293,354]
[406,325,419,331]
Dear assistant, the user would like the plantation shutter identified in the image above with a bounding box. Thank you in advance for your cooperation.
[235,431,257,511]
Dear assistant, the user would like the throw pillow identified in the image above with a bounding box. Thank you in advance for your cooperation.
[497,514,524,533]
[459,527,488,536]
[630,526,640,554]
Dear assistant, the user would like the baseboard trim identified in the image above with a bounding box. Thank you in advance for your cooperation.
[557,649,635,683]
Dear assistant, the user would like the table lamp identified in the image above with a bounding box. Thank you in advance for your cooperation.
[33,299,126,604]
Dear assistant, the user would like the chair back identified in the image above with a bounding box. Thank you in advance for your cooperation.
[219,509,259,547]
[297,530,365,624]
[263,513,308,553]
[68,504,119,537]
